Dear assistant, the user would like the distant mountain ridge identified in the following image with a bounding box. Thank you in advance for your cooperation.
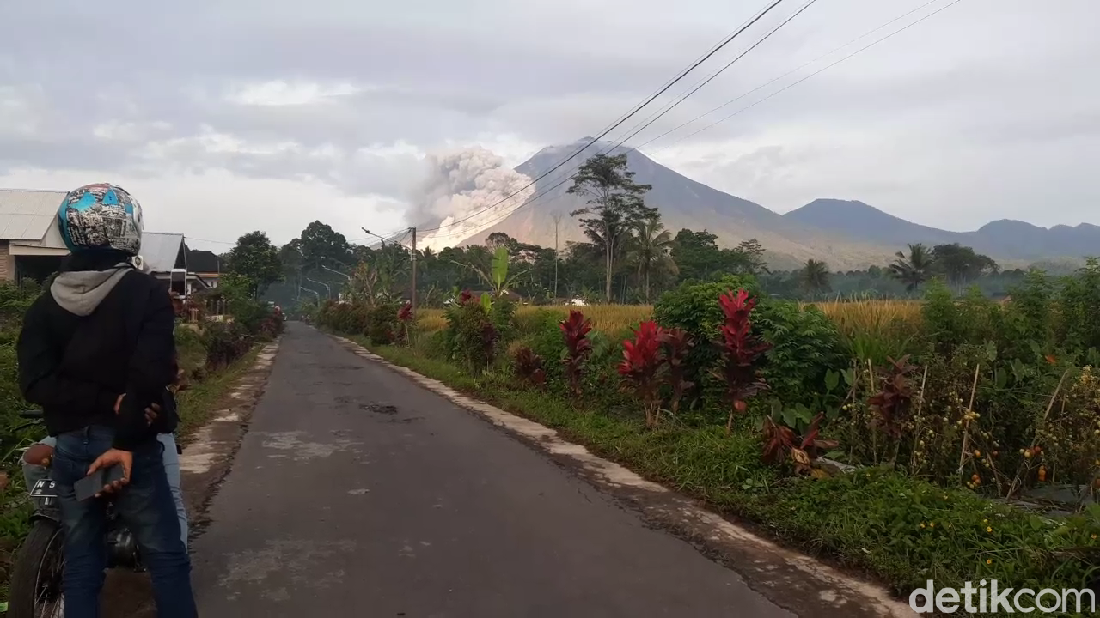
[467,138,897,270]
[784,199,1100,262]
[442,138,1097,269]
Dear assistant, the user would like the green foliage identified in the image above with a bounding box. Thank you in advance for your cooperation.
[1056,258,1100,353]
[1000,269,1055,360]
[888,243,934,292]
[367,303,398,346]
[489,296,517,344]
[202,321,252,370]
[443,298,499,373]
[225,231,284,297]
[752,300,845,408]
[521,310,568,386]
[653,275,762,342]
[653,276,842,410]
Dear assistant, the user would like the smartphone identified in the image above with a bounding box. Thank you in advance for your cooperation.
[74,465,126,501]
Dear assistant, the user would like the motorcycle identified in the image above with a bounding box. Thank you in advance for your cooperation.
[7,410,145,618]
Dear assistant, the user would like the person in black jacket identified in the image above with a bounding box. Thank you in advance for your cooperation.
[17,183,197,618]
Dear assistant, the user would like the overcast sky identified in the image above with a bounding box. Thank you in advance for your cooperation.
[1,0,1096,251]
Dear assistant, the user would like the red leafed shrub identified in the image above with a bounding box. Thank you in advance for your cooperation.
[397,302,413,345]
[660,327,694,419]
[715,289,771,435]
[868,355,917,438]
[618,320,667,428]
[513,346,546,388]
[560,310,593,398]
[458,289,474,306]
[763,413,839,474]
[762,417,797,465]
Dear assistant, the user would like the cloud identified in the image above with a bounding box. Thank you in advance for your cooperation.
[1,0,1098,245]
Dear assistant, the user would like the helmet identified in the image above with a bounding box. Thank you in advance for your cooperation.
[57,183,144,255]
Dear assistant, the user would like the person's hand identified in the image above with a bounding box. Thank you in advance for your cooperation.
[88,449,132,497]
[144,403,161,426]
[23,444,54,467]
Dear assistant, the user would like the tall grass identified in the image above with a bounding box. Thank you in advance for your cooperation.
[416,305,654,336]
[807,299,922,364]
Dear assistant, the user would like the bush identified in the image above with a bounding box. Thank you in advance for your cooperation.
[367,303,398,346]
[522,310,568,386]
[752,299,845,408]
[443,294,498,372]
[654,276,845,413]
[202,321,252,369]
[653,276,761,414]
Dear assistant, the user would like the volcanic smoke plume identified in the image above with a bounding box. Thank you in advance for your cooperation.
[414,148,535,251]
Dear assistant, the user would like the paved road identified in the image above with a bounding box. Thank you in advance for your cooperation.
[191,323,790,617]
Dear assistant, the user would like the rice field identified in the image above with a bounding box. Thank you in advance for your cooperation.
[414,304,656,335]
[415,300,924,338]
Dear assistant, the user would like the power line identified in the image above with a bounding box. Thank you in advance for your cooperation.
[416,0,791,236]
[661,0,966,147]
[558,0,780,162]
[610,0,821,151]
[634,0,943,149]
[186,237,236,246]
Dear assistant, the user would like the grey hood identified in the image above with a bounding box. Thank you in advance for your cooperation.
[51,266,132,317]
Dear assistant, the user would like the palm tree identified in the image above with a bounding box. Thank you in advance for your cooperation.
[633,215,674,303]
[800,259,831,295]
[889,243,933,292]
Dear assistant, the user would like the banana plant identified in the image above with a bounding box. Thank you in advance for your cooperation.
[452,246,528,298]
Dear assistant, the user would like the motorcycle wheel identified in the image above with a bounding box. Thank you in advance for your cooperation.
[7,520,65,618]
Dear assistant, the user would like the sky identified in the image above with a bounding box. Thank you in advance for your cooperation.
[1,0,1096,252]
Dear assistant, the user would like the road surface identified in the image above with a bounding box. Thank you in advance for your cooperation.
[191,323,790,617]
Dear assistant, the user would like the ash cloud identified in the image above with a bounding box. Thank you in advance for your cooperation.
[415,147,535,251]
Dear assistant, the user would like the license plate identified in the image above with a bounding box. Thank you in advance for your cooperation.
[29,479,58,498]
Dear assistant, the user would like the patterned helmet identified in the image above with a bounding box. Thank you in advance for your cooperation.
[57,183,144,255]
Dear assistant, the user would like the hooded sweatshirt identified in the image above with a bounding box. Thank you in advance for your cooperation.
[17,260,179,450]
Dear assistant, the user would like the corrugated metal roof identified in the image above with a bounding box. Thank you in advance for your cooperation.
[0,189,66,240]
[0,189,191,272]
[141,232,186,273]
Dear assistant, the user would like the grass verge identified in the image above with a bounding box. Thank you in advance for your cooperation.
[364,340,1100,608]
[175,345,262,443]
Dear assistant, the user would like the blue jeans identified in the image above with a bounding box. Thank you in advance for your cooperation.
[24,434,188,548]
[53,426,196,618]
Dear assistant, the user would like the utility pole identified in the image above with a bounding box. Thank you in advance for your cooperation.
[409,226,417,315]
[551,211,563,300]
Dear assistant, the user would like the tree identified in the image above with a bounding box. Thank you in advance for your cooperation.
[568,153,653,302]
[671,229,722,282]
[299,221,352,269]
[633,215,675,303]
[799,259,831,295]
[551,210,564,299]
[889,243,934,292]
[931,243,998,287]
[732,239,768,275]
[225,231,283,297]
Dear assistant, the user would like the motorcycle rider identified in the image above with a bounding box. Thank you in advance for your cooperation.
[16,183,197,618]
[21,360,190,548]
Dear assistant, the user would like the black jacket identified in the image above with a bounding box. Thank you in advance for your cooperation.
[17,262,179,450]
